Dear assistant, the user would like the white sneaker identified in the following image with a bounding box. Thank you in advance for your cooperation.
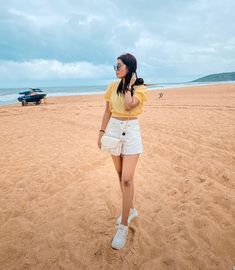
[111,224,128,250]
[116,208,138,225]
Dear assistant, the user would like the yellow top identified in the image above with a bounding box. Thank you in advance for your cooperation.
[103,81,147,118]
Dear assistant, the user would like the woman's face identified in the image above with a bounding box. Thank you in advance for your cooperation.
[114,59,128,79]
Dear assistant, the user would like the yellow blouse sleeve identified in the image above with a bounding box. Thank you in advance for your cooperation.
[134,85,147,104]
[103,82,113,101]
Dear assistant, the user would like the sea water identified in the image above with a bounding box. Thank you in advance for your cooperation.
[0,81,234,106]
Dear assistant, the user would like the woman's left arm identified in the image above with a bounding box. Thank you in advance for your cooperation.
[124,91,139,111]
[124,73,140,110]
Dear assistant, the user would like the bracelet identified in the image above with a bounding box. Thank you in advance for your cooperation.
[99,129,105,133]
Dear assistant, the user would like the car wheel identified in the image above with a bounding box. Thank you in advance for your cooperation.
[35,100,41,105]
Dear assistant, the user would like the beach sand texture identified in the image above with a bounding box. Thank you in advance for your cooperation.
[0,84,234,270]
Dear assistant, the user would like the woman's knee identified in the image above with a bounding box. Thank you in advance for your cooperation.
[121,176,133,187]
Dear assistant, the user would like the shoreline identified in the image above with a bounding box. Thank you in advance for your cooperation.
[1,82,235,108]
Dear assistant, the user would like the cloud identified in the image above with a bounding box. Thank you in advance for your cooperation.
[0,59,113,85]
[0,0,235,86]
[8,8,69,30]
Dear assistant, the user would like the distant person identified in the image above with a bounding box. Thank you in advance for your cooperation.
[97,53,147,249]
[159,92,164,99]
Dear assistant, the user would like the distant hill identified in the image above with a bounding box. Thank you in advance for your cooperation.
[192,72,235,82]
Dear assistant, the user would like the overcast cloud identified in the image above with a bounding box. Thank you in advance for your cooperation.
[0,0,235,87]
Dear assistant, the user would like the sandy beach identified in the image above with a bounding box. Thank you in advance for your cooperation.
[0,83,234,270]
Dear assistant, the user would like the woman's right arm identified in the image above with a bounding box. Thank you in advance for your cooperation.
[97,102,111,148]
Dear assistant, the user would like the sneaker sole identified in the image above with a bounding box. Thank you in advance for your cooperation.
[111,241,126,250]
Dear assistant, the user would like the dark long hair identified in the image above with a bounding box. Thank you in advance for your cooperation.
[116,53,144,96]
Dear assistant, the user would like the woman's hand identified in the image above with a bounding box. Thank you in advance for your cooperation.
[128,73,137,89]
[97,132,104,149]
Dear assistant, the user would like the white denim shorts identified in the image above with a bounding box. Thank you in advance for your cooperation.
[105,117,143,156]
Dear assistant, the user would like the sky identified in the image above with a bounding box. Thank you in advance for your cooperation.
[0,0,235,87]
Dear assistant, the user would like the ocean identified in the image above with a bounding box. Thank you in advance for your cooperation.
[0,81,234,106]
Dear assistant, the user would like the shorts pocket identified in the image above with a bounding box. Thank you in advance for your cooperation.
[106,123,120,138]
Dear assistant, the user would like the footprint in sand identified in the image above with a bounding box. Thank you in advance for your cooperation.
[197,176,207,183]
[105,199,118,218]
[15,181,27,189]
[193,216,208,229]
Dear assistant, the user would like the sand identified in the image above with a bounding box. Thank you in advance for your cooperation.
[0,83,234,270]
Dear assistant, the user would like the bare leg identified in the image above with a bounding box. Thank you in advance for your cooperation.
[111,155,134,209]
[121,154,139,225]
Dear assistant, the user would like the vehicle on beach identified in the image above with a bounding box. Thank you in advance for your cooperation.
[17,88,47,106]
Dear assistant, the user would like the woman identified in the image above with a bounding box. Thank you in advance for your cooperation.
[97,53,147,249]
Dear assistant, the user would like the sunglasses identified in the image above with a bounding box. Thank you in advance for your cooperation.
[113,63,122,71]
